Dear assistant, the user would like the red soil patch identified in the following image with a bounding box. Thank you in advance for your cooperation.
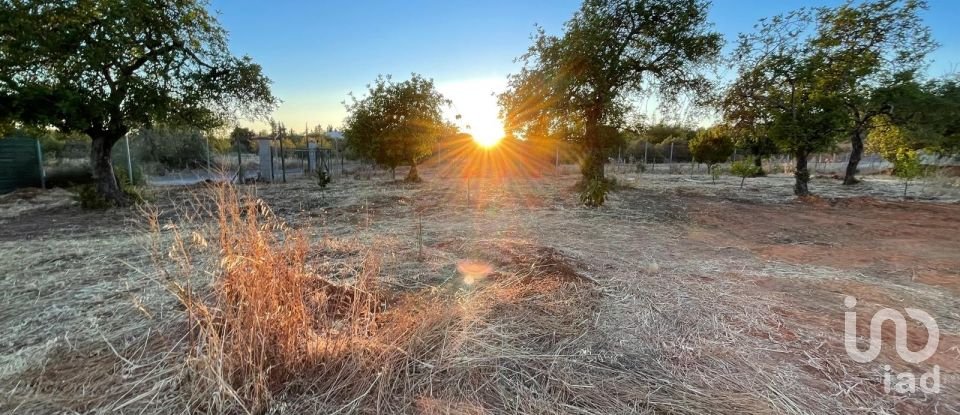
[690,197,960,294]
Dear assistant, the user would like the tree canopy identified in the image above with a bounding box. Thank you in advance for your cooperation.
[689,125,734,167]
[343,74,452,182]
[0,0,276,203]
[810,0,935,184]
[499,0,722,206]
[729,8,849,196]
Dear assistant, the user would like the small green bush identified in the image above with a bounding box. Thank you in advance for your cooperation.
[579,178,612,207]
[731,158,764,189]
[73,184,113,209]
[72,166,147,209]
[316,168,331,189]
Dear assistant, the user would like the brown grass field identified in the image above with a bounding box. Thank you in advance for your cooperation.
[1,167,958,414]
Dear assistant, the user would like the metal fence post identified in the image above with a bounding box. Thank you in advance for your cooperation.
[124,134,133,184]
[279,137,286,183]
[35,139,46,189]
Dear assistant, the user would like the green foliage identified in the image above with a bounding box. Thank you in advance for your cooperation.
[689,126,734,166]
[730,8,849,195]
[866,115,910,161]
[866,115,929,196]
[872,74,960,154]
[0,0,276,202]
[114,165,146,187]
[344,74,452,177]
[640,124,696,145]
[73,166,144,208]
[579,178,613,207]
[892,148,923,181]
[730,158,763,179]
[316,168,331,189]
[74,185,113,210]
[499,0,722,205]
[230,127,258,153]
[125,127,211,170]
[730,158,764,189]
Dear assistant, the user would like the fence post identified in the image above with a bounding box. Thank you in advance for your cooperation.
[669,142,674,171]
[236,140,243,183]
[35,139,46,189]
[279,137,286,183]
[125,134,133,183]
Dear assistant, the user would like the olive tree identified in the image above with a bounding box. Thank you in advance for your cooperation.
[810,0,936,185]
[343,74,451,182]
[0,0,276,204]
[498,0,722,206]
[731,9,847,196]
[689,125,734,183]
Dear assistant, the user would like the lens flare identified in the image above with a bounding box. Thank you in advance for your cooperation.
[456,259,493,285]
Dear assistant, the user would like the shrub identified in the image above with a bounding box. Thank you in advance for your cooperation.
[731,158,764,189]
[579,178,613,207]
[689,126,734,169]
[73,184,113,209]
[316,167,331,189]
[72,166,146,208]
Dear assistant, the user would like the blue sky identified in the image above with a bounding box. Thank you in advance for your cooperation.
[210,0,960,136]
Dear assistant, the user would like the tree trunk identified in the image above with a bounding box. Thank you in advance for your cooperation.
[405,161,420,182]
[90,135,127,205]
[749,145,766,177]
[793,149,811,196]
[580,115,605,184]
[842,127,866,185]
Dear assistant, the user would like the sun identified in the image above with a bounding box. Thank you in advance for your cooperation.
[473,133,503,149]
[468,119,505,148]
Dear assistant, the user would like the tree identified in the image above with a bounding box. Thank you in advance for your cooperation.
[721,73,778,172]
[343,74,451,182]
[873,74,960,154]
[499,0,722,206]
[230,127,257,153]
[731,9,847,196]
[809,0,936,185]
[689,125,734,183]
[0,0,276,204]
[867,116,927,197]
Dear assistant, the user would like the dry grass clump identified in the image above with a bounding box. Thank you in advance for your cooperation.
[152,185,406,413]
[145,183,751,414]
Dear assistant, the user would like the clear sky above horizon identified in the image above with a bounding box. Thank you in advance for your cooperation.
[210,0,960,138]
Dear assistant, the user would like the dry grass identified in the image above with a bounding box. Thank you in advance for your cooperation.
[130,183,787,414]
[2,171,957,414]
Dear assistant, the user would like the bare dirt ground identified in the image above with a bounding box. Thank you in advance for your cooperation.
[1,168,958,414]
